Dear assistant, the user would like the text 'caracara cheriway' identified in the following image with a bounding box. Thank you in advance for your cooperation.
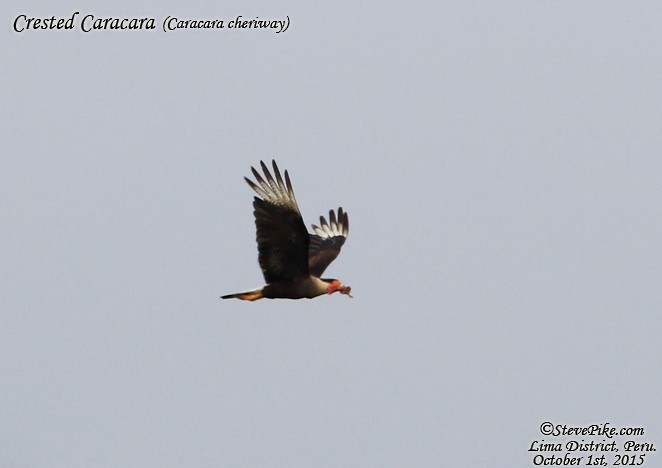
[221,160,352,301]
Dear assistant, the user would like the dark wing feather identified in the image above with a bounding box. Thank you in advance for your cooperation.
[308,207,349,277]
[245,160,310,284]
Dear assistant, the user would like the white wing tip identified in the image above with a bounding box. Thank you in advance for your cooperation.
[312,209,348,239]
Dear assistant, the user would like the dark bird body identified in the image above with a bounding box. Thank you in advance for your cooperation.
[222,160,352,301]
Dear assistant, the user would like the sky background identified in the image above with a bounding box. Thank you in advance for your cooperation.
[2,1,661,467]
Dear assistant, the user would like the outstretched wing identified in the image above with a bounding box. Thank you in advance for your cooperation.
[245,160,310,284]
[308,207,349,277]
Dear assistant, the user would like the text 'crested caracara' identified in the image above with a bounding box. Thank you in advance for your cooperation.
[221,160,352,301]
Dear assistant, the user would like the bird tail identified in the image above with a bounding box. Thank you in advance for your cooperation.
[221,288,264,301]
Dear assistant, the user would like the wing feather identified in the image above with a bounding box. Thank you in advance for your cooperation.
[246,160,309,283]
[308,207,349,277]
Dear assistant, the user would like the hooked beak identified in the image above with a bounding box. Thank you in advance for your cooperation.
[327,280,353,298]
[338,285,353,298]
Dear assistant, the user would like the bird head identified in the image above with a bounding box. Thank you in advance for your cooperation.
[325,279,353,298]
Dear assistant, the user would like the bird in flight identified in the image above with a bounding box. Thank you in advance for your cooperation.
[222,160,352,301]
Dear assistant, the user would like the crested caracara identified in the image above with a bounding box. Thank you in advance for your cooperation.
[221,160,352,301]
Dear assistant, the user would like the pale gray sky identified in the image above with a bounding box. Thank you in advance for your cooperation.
[2,2,661,467]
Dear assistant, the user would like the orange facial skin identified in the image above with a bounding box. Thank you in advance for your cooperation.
[327,280,353,298]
